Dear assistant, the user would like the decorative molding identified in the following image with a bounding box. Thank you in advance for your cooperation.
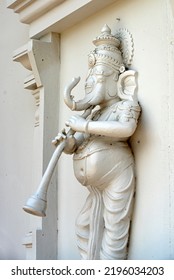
[22,230,45,259]
[7,0,118,38]
[7,0,65,23]
[6,0,35,13]
[24,74,37,90]
[22,231,32,249]
[13,41,41,126]
[13,43,32,70]
[13,35,59,126]
[32,89,40,127]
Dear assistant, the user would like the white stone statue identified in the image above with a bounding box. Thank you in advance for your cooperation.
[54,24,141,260]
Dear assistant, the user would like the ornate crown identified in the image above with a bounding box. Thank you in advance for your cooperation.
[88,24,134,73]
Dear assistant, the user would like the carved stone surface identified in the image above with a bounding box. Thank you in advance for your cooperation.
[58,24,141,260]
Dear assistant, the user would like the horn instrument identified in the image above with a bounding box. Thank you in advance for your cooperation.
[23,106,93,217]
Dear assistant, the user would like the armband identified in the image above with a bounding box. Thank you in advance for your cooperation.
[84,119,91,134]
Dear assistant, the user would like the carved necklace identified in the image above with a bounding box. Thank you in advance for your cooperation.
[91,102,119,122]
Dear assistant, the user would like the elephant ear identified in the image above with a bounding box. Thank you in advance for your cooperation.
[117,70,138,103]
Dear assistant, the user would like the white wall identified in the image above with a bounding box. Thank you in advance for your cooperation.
[0,1,35,259]
[57,0,174,259]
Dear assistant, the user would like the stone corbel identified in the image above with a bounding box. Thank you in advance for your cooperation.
[13,33,60,259]
[13,40,43,127]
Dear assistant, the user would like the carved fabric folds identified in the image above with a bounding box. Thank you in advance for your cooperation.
[74,141,135,260]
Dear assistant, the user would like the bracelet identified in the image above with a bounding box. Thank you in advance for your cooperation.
[84,119,91,134]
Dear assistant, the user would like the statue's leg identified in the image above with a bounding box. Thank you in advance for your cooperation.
[100,164,135,260]
[87,186,104,259]
[76,187,104,260]
[76,192,92,259]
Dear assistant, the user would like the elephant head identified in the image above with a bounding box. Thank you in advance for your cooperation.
[64,65,120,111]
[64,25,137,111]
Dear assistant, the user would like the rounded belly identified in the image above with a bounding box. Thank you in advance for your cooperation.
[73,141,133,189]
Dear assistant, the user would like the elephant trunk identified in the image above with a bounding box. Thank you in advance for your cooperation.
[64,77,91,111]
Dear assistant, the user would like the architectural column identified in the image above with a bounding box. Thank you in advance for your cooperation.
[13,33,60,259]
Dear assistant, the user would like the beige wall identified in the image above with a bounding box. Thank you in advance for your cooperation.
[58,0,174,259]
[0,1,35,259]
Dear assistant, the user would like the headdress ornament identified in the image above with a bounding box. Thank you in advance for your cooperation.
[88,24,134,73]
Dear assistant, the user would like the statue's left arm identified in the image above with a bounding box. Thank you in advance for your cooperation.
[66,101,141,139]
[66,117,135,138]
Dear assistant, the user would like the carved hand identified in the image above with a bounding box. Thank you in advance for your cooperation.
[52,129,77,154]
[65,115,87,133]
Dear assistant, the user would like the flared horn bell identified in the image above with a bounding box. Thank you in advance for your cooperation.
[22,141,67,217]
[23,192,47,217]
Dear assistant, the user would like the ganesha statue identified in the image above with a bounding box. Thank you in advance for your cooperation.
[54,24,141,260]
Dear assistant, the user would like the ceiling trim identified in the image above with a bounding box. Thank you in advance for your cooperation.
[7,0,118,38]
